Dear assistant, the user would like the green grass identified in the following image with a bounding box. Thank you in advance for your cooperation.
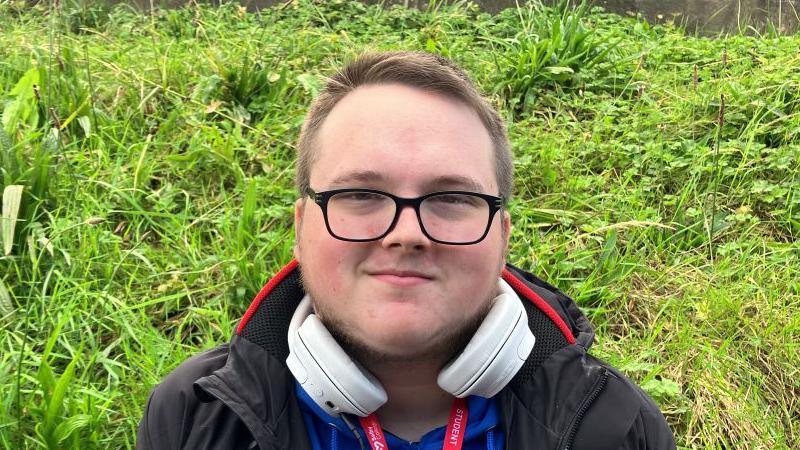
[1,0,798,448]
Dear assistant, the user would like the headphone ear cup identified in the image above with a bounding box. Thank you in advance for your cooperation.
[286,301,387,417]
[437,281,535,398]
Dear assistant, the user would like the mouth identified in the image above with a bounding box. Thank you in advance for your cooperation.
[368,270,434,287]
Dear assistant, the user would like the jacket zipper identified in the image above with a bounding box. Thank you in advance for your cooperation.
[558,368,609,450]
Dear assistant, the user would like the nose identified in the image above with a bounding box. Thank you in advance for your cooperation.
[381,205,431,250]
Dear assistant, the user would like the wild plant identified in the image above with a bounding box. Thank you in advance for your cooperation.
[0,1,798,448]
[486,0,619,114]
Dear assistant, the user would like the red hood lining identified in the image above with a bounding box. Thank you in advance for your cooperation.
[236,259,576,345]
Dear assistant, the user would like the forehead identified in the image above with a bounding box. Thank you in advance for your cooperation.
[311,83,496,193]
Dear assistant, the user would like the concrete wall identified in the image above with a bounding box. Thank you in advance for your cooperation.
[594,0,799,34]
[120,0,800,34]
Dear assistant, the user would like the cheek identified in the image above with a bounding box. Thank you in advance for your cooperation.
[297,215,364,296]
[462,229,505,267]
[301,241,341,295]
[453,236,505,297]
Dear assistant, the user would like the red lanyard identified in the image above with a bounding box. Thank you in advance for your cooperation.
[358,397,469,450]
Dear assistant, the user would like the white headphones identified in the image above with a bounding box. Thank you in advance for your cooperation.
[286,279,535,417]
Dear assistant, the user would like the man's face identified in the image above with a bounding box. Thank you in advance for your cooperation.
[294,83,511,364]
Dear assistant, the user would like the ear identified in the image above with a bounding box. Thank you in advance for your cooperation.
[501,210,512,261]
[293,198,306,261]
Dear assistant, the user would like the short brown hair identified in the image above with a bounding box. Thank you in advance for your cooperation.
[296,51,513,201]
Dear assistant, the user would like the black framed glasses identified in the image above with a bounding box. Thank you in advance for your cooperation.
[306,187,505,245]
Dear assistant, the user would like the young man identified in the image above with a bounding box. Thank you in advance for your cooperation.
[137,52,675,449]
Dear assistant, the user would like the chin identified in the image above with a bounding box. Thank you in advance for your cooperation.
[362,336,451,364]
[377,310,438,341]
[379,328,436,349]
[333,319,451,364]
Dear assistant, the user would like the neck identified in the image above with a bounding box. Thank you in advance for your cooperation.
[367,360,455,442]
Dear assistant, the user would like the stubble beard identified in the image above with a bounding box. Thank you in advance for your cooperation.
[300,273,496,370]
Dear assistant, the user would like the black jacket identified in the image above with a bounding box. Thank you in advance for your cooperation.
[137,261,676,449]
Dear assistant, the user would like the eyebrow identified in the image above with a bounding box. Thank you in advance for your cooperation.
[328,171,487,193]
[328,170,387,187]
[423,175,486,193]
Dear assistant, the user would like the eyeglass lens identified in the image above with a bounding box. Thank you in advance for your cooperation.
[326,191,491,243]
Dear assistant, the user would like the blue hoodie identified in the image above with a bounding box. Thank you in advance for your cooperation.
[296,383,505,450]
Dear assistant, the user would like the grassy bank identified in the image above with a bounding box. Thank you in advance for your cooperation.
[1,1,798,448]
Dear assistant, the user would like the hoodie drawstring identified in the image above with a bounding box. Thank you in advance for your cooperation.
[486,429,495,450]
[329,424,338,450]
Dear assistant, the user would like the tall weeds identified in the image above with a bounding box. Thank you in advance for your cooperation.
[0,1,798,448]
[487,0,618,114]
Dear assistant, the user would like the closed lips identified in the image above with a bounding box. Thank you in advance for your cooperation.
[368,270,434,286]
[369,270,433,278]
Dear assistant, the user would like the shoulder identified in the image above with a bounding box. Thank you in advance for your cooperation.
[574,356,676,450]
[136,344,230,450]
[146,343,230,410]
[152,344,230,398]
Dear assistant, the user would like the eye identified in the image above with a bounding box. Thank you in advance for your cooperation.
[336,192,386,202]
[428,194,482,207]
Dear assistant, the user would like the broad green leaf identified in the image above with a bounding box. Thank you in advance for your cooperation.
[37,358,56,399]
[0,278,13,315]
[42,314,67,361]
[34,422,54,448]
[37,317,67,400]
[44,343,84,428]
[598,229,618,268]
[54,414,91,444]
[0,126,12,154]
[543,66,574,75]
[26,232,36,266]
[2,67,40,134]
[641,378,682,400]
[77,116,91,137]
[7,67,39,97]
[2,184,24,255]
[618,361,658,373]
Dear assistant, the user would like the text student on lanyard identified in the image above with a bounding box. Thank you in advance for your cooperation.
[357,398,468,450]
